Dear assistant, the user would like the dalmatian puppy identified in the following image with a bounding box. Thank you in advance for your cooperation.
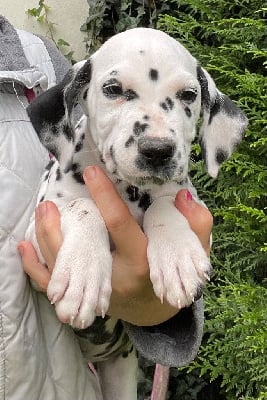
[26,28,247,399]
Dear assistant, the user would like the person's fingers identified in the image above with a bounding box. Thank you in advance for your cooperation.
[18,241,51,291]
[35,201,63,272]
[83,166,148,265]
[175,189,213,255]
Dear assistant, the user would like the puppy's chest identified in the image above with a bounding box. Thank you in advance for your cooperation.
[38,158,154,221]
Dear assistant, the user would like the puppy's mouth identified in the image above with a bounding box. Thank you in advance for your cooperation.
[133,175,167,186]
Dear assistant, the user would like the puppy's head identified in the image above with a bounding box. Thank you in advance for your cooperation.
[28,28,247,185]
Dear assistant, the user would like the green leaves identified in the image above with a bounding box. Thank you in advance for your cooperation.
[195,280,267,397]
[158,1,267,398]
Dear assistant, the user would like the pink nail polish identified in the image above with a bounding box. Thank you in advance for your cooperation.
[186,190,193,201]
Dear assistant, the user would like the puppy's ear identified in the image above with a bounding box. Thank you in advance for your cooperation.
[64,59,92,122]
[197,65,248,178]
[27,59,91,168]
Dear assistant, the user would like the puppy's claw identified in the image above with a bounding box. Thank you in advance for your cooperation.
[101,308,106,319]
[70,315,75,327]
[160,293,164,304]
[50,294,59,305]
[203,272,211,282]
[190,292,195,303]
[81,319,85,329]
[177,298,181,310]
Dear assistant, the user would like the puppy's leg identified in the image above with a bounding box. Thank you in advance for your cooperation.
[144,196,211,309]
[98,349,138,400]
[46,197,112,328]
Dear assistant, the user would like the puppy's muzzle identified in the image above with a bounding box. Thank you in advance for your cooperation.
[138,137,176,168]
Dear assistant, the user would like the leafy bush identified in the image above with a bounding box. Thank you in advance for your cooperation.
[82,0,175,54]
[158,1,267,398]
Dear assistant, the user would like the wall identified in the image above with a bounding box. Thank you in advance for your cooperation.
[0,0,89,61]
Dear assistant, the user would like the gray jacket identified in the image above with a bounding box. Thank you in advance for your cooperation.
[0,15,204,400]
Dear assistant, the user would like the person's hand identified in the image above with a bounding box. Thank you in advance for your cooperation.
[18,166,213,326]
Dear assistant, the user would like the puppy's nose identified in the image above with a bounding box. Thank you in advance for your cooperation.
[138,137,176,166]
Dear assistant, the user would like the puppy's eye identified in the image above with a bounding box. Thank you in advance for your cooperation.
[176,88,198,103]
[102,79,123,99]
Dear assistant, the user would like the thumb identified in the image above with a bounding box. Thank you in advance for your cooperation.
[175,189,213,255]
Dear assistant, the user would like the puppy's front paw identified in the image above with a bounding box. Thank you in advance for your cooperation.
[148,230,211,309]
[47,246,112,329]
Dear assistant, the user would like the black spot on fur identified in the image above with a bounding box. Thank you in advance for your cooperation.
[110,145,115,161]
[149,69,159,81]
[138,192,151,211]
[160,97,174,112]
[209,93,245,125]
[209,94,221,124]
[56,167,62,181]
[75,133,85,153]
[125,136,135,147]
[82,88,88,100]
[57,192,63,198]
[197,64,210,110]
[216,148,229,164]
[79,210,89,217]
[39,195,45,203]
[126,185,140,202]
[45,159,55,170]
[73,171,85,184]
[51,125,60,137]
[160,102,168,112]
[133,121,149,136]
[62,122,74,142]
[70,163,85,184]
[109,146,117,173]
[143,115,149,120]
[43,171,49,182]
[184,107,192,117]
[124,89,138,101]
[166,97,174,110]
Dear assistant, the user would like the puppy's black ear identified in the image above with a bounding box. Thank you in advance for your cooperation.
[64,59,92,123]
[27,59,91,167]
[197,65,248,178]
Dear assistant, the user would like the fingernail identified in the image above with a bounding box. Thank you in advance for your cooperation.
[84,166,96,181]
[186,190,193,201]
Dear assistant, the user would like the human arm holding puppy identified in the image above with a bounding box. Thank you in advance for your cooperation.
[19,165,213,327]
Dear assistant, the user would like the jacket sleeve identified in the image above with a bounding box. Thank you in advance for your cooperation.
[0,16,102,400]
